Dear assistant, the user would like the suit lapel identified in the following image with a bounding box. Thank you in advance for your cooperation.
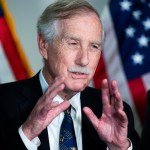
[19,73,43,119]
[81,88,99,149]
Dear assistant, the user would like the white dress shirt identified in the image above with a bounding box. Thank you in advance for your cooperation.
[18,69,132,150]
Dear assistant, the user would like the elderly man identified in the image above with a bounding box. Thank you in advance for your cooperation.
[0,0,139,150]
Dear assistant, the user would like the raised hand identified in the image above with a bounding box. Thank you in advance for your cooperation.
[22,77,70,140]
[83,79,130,150]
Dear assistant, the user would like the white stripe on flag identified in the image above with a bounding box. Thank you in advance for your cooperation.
[101,5,142,134]
[142,72,150,92]
[0,42,15,83]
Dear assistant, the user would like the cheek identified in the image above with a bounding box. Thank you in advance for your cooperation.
[53,51,73,73]
[59,50,76,66]
[90,53,101,69]
[54,53,64,68]
[47,48,64,71]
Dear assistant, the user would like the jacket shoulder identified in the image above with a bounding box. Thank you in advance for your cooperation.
[0,73,39,91]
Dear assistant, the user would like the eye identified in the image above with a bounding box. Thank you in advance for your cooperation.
[69,41,77,45]
[92,44,99,49]
[68,40,78,45]
[67,39,80,49]
[90,44,101,51]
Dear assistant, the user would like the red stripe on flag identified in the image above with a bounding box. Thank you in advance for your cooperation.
[0,17,29,80]
[128,78,147,125]
[93,54,108,89]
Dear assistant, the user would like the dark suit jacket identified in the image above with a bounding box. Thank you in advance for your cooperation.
[0,73,140,150]
[138,90,150,150]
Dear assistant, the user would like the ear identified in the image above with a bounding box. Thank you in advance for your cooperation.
[38,33,49,59]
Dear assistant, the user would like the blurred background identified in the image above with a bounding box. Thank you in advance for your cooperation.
[1,0,150,136]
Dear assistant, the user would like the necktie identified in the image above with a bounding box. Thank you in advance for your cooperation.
[59,106,78,150]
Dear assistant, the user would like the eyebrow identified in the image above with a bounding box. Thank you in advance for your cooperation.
[63,34,81,41]
[63,33,102,45]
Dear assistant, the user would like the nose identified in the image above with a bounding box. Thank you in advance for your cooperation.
[75,47,89,66]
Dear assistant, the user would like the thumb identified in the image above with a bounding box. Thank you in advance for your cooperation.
[83,107,98,129]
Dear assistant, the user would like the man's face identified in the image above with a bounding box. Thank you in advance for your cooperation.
[42,12,103,93]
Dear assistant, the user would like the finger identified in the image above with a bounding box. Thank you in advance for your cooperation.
[44,77,65,103]
[110,94,115,107]
[47,83,65,100]
[111,80,119,95]
[118,109,128,127]
[101,79,111,108]
[114,92,124,110]
[49,101,70,120]
[36,100,69,121]
[50,101,59,107]
[35,77,66,118]
[46,76,64,93]
[83,107,98,129]
[111,80,123,110]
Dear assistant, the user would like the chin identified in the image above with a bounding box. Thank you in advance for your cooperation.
[67,83,87,92]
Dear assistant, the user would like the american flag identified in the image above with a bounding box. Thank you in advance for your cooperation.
[0,0,33,83]
[93,0,150,134]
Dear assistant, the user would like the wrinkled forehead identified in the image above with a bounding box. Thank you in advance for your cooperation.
[54,12,103,40]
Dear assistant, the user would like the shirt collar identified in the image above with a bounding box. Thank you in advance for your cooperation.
[39,69,48,94]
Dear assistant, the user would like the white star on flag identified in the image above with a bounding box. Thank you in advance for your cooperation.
[125,26,136,37]
[131,52,144,65]
[133,10,142,20]
[137,35,149,47]
[120,0,132,11]
[142,18,150,30]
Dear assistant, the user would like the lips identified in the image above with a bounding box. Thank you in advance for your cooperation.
[71,72,88,79]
